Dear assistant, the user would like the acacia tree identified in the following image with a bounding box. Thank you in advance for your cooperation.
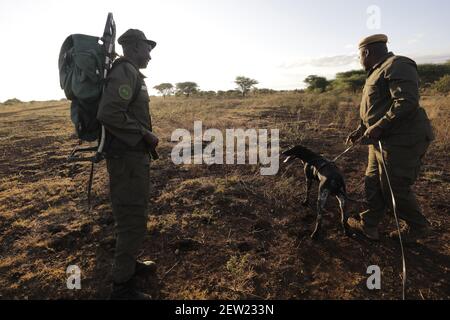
[304,75,330,93]
[332,70,366,92]
[153,83,174,98]
[235,76,258,97]
[176,82,199,97]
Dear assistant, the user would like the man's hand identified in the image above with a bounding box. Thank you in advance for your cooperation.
[364,125,383,140]
[143,130,159,148]
[346,127,364,145]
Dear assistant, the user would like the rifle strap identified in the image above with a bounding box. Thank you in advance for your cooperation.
[87,161,95,211]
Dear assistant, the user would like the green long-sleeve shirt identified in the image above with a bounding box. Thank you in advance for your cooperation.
[359,52,434,146]
[97,58,152,147]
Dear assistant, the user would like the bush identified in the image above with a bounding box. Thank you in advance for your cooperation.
[304,75,330,93]
[3,98,22,105]
[253,88,277,95]
[217,90,241,98]
[331,70,366,92]
[418,64,450,87]
[432,75,450,94]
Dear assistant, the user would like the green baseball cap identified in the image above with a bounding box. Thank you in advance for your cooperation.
[118,29,157,49]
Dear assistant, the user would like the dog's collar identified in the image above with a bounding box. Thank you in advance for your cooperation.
[316,160,331,171]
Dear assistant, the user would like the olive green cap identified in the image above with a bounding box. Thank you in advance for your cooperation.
[118,29,157,49]
[359,34,388,49]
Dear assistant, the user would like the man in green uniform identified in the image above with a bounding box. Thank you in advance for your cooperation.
[346,34,435,243]
[97,29,159,299]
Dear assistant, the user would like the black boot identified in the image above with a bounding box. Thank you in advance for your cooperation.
[135,260,157,277]
[110,278,152,300]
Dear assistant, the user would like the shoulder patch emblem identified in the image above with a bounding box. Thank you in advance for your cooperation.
[118,84,132,100]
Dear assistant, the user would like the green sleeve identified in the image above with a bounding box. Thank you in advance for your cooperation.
[97,63,146,146]
[373,60,420,133]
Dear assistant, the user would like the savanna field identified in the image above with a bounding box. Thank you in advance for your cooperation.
[0,92,449,299]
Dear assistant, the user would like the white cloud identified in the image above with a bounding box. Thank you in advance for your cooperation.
[344,44,356,50]
[408,33,425,45]
[279,55,359,69]
[412,53,450,64]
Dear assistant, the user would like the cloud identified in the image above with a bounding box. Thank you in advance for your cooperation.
[279,52,450,71]
[279,54,359,69]
[344,44,356,50]
[412,53,450,64]
[408,33,425,45]
[272,52,450,91]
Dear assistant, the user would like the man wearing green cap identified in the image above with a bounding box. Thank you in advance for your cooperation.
[346,34,435,243]
[97,29,158,299]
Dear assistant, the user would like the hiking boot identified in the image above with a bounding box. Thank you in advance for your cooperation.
[135,260,157,277]
[389,224,431,244]
[347,217,380,241]
[110,279,152,300]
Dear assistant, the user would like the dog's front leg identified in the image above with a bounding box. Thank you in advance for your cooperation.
[336,194,349,236]
[302,178,313,206]
[311,188,329,239]
[302,165,313,206]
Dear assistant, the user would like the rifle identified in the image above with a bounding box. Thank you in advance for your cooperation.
[86,13,117,207]
[97,12,117,161]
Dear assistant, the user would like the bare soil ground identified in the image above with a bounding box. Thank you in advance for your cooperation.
[0,93,448,300]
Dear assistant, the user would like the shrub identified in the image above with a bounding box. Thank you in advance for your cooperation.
[432,75,450,94]
[3,98,22,105]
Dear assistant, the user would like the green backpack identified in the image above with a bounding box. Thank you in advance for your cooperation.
[58,13,116,208]
[58,14,116,143]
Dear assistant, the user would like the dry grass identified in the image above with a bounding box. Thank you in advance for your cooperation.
[0,92,449,300]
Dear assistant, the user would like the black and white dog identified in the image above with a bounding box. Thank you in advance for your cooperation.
[283,145,350,239]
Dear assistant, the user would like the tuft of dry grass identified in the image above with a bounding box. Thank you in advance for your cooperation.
[421,95,450,148]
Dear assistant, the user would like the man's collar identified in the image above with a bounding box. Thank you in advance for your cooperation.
[366,52,394,77]
[372,52,394,71]
[118,57,147,78]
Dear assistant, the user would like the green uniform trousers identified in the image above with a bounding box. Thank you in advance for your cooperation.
[361,140,430,229]
[106,152,150,284]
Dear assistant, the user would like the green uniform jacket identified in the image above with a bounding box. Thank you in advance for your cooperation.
[97,58,152,148]
[360,52,434,146]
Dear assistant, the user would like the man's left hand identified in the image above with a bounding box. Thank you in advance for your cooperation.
[364,126,383,140]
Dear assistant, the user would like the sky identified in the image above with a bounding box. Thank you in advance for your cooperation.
[0,0,449,102]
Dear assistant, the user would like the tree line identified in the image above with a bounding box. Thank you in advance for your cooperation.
[152,61,450,98]
[153,76,260,98]
[304,61,450,94]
